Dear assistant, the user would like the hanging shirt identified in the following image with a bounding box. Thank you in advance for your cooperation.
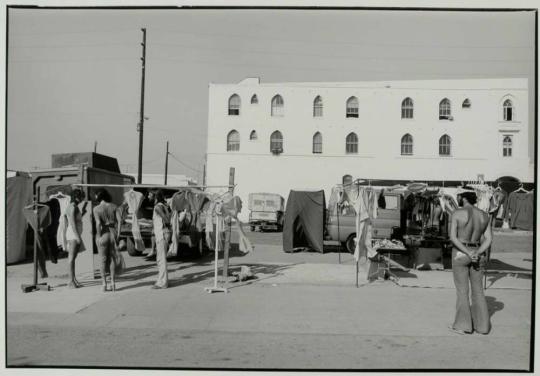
[50,195,70,251]
[353,188,377,263]
[124,190,145,251]
[204,193,254,254]
[65,202,86,251]
[505,191,533,230]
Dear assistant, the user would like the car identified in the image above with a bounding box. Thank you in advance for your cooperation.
[325,191,403,254]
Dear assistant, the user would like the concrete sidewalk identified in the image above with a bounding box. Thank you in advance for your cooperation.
[6,231,533,370]
[7,281,532,369]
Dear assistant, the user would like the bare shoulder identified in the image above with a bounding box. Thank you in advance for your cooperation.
[472,206,489,220]
[451,208,467,220]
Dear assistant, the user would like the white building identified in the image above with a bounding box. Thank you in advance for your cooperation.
[206,77,532,220]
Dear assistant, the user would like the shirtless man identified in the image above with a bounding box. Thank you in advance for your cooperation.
[449,187,492,335]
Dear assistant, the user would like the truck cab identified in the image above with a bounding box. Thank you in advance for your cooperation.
[248,193,285,232]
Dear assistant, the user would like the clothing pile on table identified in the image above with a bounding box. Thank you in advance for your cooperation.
[372,239,406,251]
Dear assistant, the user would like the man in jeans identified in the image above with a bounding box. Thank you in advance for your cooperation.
[449,187,492,335]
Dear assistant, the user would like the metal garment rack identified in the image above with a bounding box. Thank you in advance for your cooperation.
[72,182,235,294]
[72,183,234,189]
[21,186,51,293]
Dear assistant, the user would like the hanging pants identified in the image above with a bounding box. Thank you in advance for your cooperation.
[451,248,490,334]
[155,229,171,288]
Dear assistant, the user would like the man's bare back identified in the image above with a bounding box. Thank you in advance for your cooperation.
[453,206,490,243]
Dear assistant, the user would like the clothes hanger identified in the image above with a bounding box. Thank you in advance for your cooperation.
[49,191,67,199]
[24,202,47,210]
[513,183,528,193]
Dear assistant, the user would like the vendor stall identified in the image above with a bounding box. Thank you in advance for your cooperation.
[6,171,33,264]
[283,190,326,253]
[30,153,135,278]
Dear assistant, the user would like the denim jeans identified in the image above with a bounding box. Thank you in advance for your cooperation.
[451,248,490,334]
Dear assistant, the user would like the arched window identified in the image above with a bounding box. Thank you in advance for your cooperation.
[249,130,258,140]
[401,134,413,155]
[439,134,452,156]
[503,135,513,157]
[312,132,323,154]
[401,97,414,119]
[227,130,240,151]
[270,130,283,153]
[313,96,323,117]
[271,95,284,117]
[346,96,359,118]
[228,94,240,116]
[439,98,451,120]
[345,132,358,154]
[250,94,258,104]
[503,99,514,121]
[342,174,352,185]
[462,98,471,108]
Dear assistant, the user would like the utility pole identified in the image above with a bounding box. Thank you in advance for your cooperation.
[202,163,206,187]
[164,141,169,185]
[137,27,147,184]
[94,141,97,153]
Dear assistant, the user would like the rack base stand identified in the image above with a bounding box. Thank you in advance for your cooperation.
[204,219,229,294]
[21,282,50,293]
[204,286,229,294]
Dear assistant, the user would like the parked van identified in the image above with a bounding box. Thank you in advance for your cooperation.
[325,188,404,253]
[248,193,285,231]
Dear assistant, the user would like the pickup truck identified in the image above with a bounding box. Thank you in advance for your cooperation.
[325,190,403,254]
[248,193,285,232]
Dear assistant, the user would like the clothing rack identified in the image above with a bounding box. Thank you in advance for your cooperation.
[72,183,235,189]
[74,179,236,294]
[21,187,51,293]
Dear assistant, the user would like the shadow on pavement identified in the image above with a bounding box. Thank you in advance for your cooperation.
[487,258,532,273]
[486,296,504,318]
[168,262,296,288]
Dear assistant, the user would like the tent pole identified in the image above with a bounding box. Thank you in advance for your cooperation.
[337,202,341,264]
[214,219,219,288]
[356,260,359,288]
[32,192,38,287]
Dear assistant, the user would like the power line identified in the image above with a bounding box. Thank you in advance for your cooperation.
[151,27,534,50]
[151,56,529,74]
[8,56,136,63]
[152,41,532,63]
[10,28,137,37]
[9,42,135,49]
[168,153,202,173]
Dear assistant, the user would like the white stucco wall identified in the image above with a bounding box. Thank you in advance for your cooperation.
[206,78,531,220]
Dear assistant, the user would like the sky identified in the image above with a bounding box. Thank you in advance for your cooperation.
[6,7,536,182]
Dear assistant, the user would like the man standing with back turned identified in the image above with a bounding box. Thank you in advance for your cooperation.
[449,187,492,335]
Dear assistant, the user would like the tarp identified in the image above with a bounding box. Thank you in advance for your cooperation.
[283,190,325,253]
[7,174,32,264]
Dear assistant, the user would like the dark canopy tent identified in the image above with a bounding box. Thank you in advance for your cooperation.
[283,190,326,253]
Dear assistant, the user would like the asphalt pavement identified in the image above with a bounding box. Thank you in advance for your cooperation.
[6,230,534,371]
